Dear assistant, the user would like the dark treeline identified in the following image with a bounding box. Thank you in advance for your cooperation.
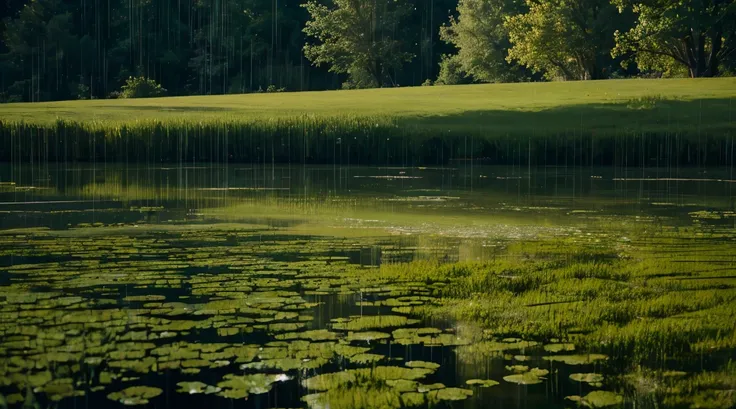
[1,0,734,102]
[0,0,457,101]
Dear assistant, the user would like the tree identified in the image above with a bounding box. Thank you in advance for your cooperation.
[1,0,78,101]
[505,0,626,80]
[302,0,414,88]
[612,0,736,78]
[439,0,527,83]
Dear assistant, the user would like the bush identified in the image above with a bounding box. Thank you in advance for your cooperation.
[0,92,19,103]
[120,76,167,98]
[342,66,379,89]
[76,83,90,100]
[435,54,467,85]
[266,85,286,93]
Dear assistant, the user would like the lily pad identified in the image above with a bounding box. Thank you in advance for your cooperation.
[346,331,391,342]
[43,379,83,401]
[333,343,371,358]
[241,358,303,371]
[570,373,604,387]
[349,353,385,364]
[217,373,290,399]
[176,381,221,395]
[107,386,163,406]
[506,365,529,373]
[181,359,210,368]
[303,366,434,391]
[466,379,500,388]
[124,295,166,302]
[417,383,445,392]
[544,343,576,353]
[405,361,440,370]
[385,379,419,392]
[427,387,473,401]
[392,328,442,340]
[566,391,623,407]
[276,329,338,341]
[543,354,607,365]
[392,328,471,346]
[5,394,23,405]
[503,368,549,385]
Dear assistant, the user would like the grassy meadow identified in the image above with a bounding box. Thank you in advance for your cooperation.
[1,78,735,165]
[1,78,735,133]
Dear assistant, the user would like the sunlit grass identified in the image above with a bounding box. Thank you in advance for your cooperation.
[1,78,734,128]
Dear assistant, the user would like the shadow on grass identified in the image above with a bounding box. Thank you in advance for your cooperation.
[400,97,735,135]
[101,105,235,112]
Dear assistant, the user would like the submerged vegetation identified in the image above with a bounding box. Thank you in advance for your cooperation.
[377,234,736,363]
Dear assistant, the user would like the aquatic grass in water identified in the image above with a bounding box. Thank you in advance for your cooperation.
[369,227,736,387]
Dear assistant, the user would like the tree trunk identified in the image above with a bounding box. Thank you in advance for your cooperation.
[705,31,722,77]
[695,33,707,77]
[685,36,699,77]
[585,58,599,80]
[687,32,721,78]
[373,59,382,87]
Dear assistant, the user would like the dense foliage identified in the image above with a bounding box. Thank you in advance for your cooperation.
[612,0,736,78]
[505,0,629,80]
[303,0,414,88]
[0,0,733,102]
[119,77,167,98]
[439,0,529,83]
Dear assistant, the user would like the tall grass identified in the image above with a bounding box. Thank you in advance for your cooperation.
[0,116,732,166]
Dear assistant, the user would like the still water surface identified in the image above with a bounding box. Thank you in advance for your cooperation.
[0,164,733,409]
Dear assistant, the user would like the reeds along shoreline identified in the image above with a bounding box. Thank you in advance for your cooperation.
[0,117,733,167]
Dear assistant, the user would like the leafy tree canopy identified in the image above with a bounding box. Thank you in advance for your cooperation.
[302,0,415,88]
[612,0,736,77]
[505,0,628,80]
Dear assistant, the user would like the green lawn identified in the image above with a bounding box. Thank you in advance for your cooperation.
[1,78,735,135]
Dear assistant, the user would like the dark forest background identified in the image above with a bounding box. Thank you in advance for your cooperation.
[1,0,733,102]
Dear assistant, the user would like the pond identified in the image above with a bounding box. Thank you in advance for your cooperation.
[0,164,734,409]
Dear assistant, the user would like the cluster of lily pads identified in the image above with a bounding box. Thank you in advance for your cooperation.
[0,223,628,409]
[1,200,734,409]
